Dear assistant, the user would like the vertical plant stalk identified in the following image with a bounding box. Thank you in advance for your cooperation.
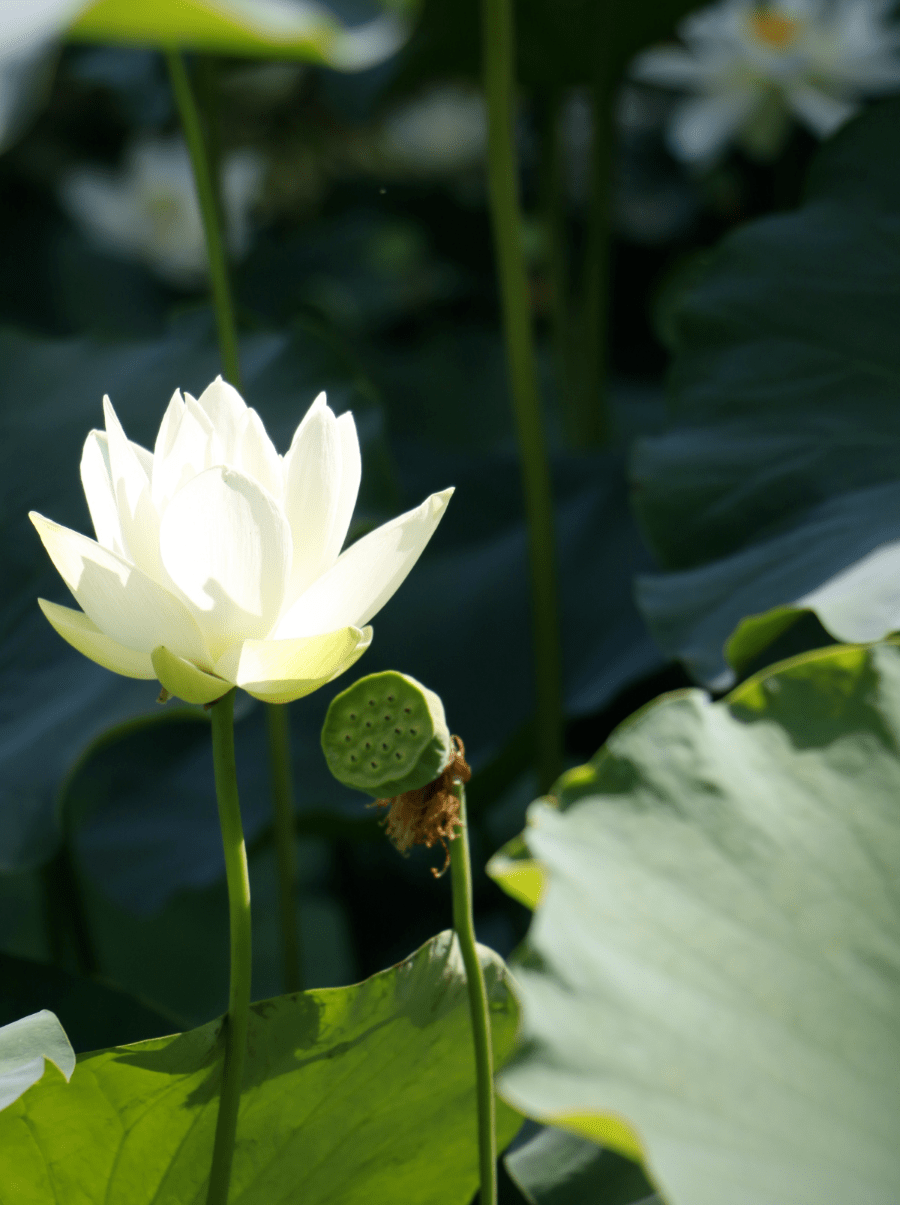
[580,0,615,447]
[537,88,578,445]
[165,48,242,388]
[167,48,303,993]
[207,689,253,1205]
[481,0,564,792]
[266,704,302,992]
[450,783,497,1205]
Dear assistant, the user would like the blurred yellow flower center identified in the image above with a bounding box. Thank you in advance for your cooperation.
[147,193,182,238]
[749,9,800,49]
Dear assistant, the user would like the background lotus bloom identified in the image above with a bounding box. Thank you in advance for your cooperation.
[61,137,263,286]
[30,378,452,705]
[630,0,900,163]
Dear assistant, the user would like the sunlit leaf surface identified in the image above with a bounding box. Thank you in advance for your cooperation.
[490,642,900,1205]
[0,930,521,1203]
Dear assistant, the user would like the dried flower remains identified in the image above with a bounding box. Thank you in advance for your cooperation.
[372,735,471,876]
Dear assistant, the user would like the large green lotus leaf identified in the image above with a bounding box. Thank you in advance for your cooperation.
[68,0,405,69]
[631,98,900,686]
[488,641,900,1205]
[0,930,521,1204]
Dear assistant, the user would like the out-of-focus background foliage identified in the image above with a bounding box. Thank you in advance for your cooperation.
[1,0,898,1197]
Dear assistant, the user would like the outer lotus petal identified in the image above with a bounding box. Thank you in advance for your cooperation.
[668,88,758,162]
[786,82,857,137]
[630,46,714,88]
[322,410,362,567]
[30,512,211,666]
[151,645,230,705]
[274,487,453,639]
[282,393,343,602]
[38,599,156,679]
[103,394,162,578]
[214,625,372,704]
[193,376,247,462]
[236,407,282,500]
[80,430,126,556]
[159,465,291,660]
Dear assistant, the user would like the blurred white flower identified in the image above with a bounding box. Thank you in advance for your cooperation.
[380,84,487,175]
[0,0,408,151]
[61,137,263,286]
[31,379,453,705]
[631,0,900,163]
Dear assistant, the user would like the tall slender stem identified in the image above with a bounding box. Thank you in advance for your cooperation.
[165,48,242,388]
[167,47,303,994]
[580,0,615,446]
[481,0,563,792]
[450,783,496,1205]
[207,690,252,1205]
[266,704,302,992]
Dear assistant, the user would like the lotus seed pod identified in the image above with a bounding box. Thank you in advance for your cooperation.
[321,671,452,797]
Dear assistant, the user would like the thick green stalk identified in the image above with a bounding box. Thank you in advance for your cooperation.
[207,690,252,1205]
[165,49,242,387]
[481,0,563,791]
[167,47,303,992]
[266,704,302,992]
[450,784,497,1205]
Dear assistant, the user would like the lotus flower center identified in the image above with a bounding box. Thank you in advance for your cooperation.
[147,192,183,239]
[748,9,801,49]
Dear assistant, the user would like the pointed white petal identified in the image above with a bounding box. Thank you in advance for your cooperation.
[193,376,247,461]
[152,391,218,512]
[38,599,156,679]
[786,83,857,137]
[236,407,282,499]
[151,645,230,705]
[158,465,291,660]
[102,394,162,577]
[215,625,372,704]
[323,410,362,566]
[630,46,714,89]
[30,512,210,666]
[282,393,343,603]
[153,389,186,464]
[275,487,453,639]
[668,89,758,162]
[80,430,125,557]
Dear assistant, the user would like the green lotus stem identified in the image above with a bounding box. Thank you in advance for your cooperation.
[450,782,497,1205]
[168,47,303,995]
[207,689,252,1205]
[537,88,578,446]
[266,704,302,992]
[165,49,241,388]
[580,5,615,447]
[481,0,563,792]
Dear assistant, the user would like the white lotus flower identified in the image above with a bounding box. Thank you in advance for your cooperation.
[61,137,263,287]
[0,1010,75,1112]
[30,379,453,705]
[630,0,900,163]
[380,85,487,175]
